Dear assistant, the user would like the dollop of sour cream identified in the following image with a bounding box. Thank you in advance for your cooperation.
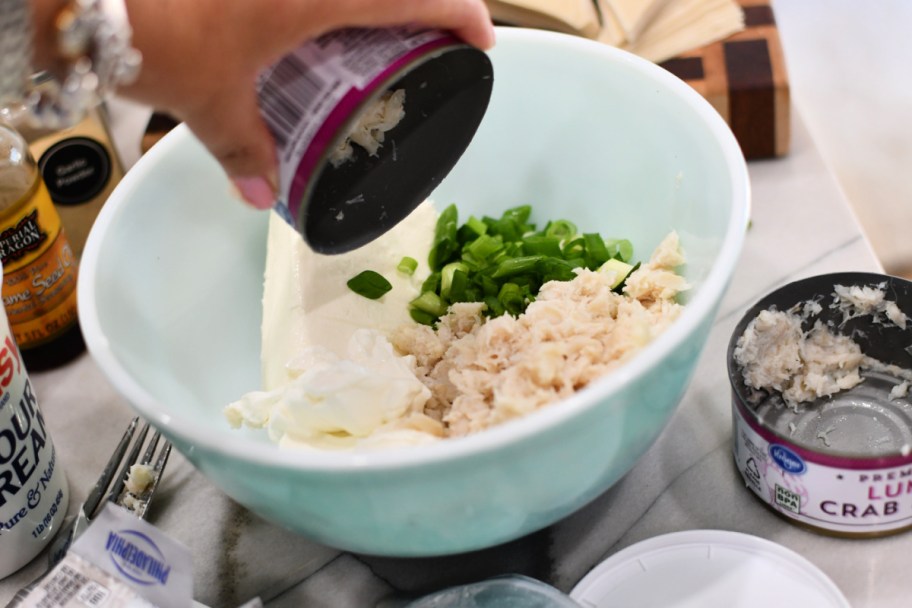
[224,329,439,450]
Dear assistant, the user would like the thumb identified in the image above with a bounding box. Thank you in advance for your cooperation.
[181,86,279,210]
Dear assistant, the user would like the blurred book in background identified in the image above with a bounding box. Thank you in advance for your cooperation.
[486,0,744,62]
[486,0,789,159]
[485,0,603,37]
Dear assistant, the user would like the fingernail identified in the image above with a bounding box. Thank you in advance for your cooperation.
[231,176,276,210]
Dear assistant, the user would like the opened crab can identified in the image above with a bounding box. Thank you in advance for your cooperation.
[727,272,912,537]
[256,27,493,254]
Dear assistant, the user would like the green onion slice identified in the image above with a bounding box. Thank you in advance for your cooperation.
[397,256,418,275]
[347,270,392,300]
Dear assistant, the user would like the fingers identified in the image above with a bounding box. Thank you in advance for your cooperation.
[323,0,496,49]
[119,0,496,212]
[180,87,279,210]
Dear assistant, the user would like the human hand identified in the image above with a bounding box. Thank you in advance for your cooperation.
[120,0,496,208]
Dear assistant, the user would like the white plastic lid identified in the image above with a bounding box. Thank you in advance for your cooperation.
[569,530,850,608]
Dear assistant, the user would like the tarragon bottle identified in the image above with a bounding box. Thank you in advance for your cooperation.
[0,123,83,370]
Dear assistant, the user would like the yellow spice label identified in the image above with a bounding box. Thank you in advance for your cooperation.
[0,179,79,348]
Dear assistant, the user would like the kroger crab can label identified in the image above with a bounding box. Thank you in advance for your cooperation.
[733,395,912,536]
[255,26,492,254]
[0,302,69,578]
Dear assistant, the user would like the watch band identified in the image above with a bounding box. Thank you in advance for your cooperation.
[0,0,32,109]
[0,0,141,129]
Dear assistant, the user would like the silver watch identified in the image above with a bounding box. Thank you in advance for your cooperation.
[0,0,32,110]
[0,0,142,129]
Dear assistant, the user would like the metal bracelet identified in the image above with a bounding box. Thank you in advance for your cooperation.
[1,0,142,129]
[0,0,33,110]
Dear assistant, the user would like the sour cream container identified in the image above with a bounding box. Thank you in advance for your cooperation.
[728,272,912,537]
[0,274,70,578]
[256,27,493,254]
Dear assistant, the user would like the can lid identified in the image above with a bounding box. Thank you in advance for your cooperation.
[304,44,493,254]
[569,530,850,608]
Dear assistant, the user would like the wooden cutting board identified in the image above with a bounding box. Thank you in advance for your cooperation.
[659,0,790,159]
[144,1,789,161]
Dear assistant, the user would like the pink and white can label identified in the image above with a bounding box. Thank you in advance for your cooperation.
[733,395,912,535]
[0,309,69,578]
[255,27,493,253]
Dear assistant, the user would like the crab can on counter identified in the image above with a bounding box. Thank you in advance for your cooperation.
[256,27,493,254]
[727,272,912,537]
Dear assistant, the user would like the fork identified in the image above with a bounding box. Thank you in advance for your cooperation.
[6,417,172,607]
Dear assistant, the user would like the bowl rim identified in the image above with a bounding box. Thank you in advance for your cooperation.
[78,27,750,472]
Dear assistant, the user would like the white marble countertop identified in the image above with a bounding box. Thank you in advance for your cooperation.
[1,111,899,608]
[772,0,912,275]
[2,5,909,607]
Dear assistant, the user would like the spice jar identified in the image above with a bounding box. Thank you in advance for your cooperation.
[27,104,125,259]
[0,123,83,370]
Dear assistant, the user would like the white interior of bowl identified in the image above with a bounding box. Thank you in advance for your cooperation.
[79,28,749,470]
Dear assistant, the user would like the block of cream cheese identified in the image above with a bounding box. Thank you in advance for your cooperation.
[260,200,437,391]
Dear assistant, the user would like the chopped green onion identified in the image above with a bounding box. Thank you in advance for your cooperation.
[537,257,577,282]
[583,233,610,266]
[561,237,586,259]
[347,270,392,299]
[616,239,634,262]
[544,219,577,240]
[599,258,634,289]
[429,204,459,271]
[421,272,441,293]
[498,283,526,316]
[492,255,544,279]
[441,262,470,298]
[479,274,499,296]
[465,216,488,237]
[397,256,418,275]
[614,262,641,292]
[485,217,523,242]
[503,204,532,226]
[410,308,437,326]
[484,295,505,317]
[522,235,562,257]
[466,234,504,260]
[448,269,469,302]
[400,204,641,324]
[410,291,448,318]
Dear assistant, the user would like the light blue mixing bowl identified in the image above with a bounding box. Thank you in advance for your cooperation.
[78,28,749,556]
